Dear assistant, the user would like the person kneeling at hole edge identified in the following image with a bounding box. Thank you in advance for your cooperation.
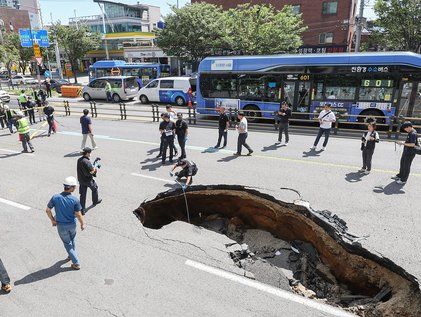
[170,159,198,188]
[77,147,102,214]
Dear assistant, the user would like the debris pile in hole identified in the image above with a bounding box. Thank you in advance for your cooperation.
[202,216,388,316]
[134,185,421,317]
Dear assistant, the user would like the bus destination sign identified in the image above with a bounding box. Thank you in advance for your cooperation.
[351,66,389,73]
[361,79,394,87]
[286,74,311,81]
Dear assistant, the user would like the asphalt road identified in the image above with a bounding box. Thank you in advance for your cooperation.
[0,114,420,317]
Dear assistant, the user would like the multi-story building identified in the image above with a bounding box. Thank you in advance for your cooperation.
[0,6,31,33]
[0,0,41,29]
[192,0,357,53]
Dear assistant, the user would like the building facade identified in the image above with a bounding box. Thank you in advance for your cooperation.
[191,0,357,53]
[0,6,31,32]
[0,0,41,29]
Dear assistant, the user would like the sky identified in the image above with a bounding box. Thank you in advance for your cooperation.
[39,0,376,26]
[39,0,191,25]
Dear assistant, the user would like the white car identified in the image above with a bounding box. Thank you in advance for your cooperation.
[11,75,38,85]
[138,77,193,106]
[0,90,10,103]
[82,76,139,102]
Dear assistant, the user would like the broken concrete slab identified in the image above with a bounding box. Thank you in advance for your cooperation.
[242,229,291,255]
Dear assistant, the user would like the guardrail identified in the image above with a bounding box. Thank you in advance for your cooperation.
[10,100,419,139]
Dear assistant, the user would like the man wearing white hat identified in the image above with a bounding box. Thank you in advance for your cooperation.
[45,177,85,270]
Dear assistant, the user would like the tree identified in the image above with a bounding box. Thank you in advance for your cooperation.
[156,3,228,64]
[374,0,420,53]
[50,23,101,83]
[3,32,33,74]
[0,39,19,81]
[224,4,307,55]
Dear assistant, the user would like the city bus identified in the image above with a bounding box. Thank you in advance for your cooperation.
[88,60,171,86]
[197,52,421,123]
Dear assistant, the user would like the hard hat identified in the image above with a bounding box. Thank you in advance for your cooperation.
[63,176,78,187]
[16,110,24,116]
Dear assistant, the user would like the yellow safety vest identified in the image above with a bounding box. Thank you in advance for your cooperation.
[18,94,27,103]
[17,118,30,134]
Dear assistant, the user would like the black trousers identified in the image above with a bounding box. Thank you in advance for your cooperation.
[0,115,6,129]
[0,258,10,286]
[362,148,374,171]
[397,152,416,182]
[278,122,289,143]
[314,128,331,147]
[162,136,175,163]
[47,116,55,135]
[28,110,35,124]
[79,179,99,211]
[21,133,34,152]
[237,133,252,154]
[158,134,165,156]
[46,87,52,98]
[216,128,227,147]
[177,135,186,159]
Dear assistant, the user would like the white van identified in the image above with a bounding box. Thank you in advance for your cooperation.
[82,76,139,102]
[138,77,193,106]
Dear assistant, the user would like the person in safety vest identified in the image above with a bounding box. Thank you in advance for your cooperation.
[16,111,34,153]
[18,90,28,111]
[105,81,112,102]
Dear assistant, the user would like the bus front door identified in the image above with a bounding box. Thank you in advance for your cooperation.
[283,81,311,113]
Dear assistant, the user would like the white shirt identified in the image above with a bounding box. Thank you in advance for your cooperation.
[167,110,177,122]
[238,117,248,134]
[318,109,336,129]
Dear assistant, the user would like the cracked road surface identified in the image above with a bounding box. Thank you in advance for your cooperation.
[1,116,420,316]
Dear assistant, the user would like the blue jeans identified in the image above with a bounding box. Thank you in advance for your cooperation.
[0,258,10,286]
[313,128,331,148]
[57,223,79,265]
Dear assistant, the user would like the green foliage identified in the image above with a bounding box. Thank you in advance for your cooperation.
[0,37,19,76]
[156,3,227,63]
[224,4,307,55]
[50,23,101,82]
[156,3,306,63]
[3,33,33,74]
[374,0,420,52]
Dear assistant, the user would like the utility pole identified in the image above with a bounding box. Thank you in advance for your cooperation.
[98,3,110,60]
[355,0,365,53]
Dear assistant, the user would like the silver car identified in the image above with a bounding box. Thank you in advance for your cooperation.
[0,90,10,103]
[82,76,139,102]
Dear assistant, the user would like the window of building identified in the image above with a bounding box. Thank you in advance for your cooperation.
[319,32,334,44]
[291,5,301,14]
[322,1,338,14]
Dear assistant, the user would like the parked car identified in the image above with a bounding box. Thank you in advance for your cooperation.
[48,79,71,93]
[0,90,11,103]
[82,76,139,102]
[11,75,38,85]
[138,77,194,106]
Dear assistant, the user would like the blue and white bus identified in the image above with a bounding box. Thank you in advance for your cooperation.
[89,60,171,87]
[197,52,421,122]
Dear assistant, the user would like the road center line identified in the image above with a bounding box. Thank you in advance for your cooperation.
[45,129,420,177]
[185,260,356,317]
[131,173,176,184]
[0,197,31,211]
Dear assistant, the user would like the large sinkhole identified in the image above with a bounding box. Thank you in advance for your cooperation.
[133,185,421,317]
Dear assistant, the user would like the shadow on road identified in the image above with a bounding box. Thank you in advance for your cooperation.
[141,157,160,164]
[345,171,365,183]
[373,182,406,195]
[262,143,285,152]
[64,151,82,158]
[0,152,22,159]
[141,161,165,171]
[202,147,219,154]
[147,148,160,155]
[218,155,240,163]
[14,259,72,286]
[302,149,323,157]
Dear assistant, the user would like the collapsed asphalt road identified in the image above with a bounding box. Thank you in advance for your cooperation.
[134,185,421,317]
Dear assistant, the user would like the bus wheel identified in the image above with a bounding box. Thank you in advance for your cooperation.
[113,94,121,103]
[357,109,386,126]
[140,95,149,104]
[244,105,261,122]
[83,93,91,101]
[175,96,185,106]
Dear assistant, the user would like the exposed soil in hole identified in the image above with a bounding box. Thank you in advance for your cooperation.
[133,185,421,317]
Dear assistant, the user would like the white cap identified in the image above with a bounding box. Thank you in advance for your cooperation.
[63,176,78,187]
[16,110,24,116]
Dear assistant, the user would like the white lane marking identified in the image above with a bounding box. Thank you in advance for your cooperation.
[0,197,31,211]
[185,260,356,317]
[0,148,34,156]
[131,173,176,184]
